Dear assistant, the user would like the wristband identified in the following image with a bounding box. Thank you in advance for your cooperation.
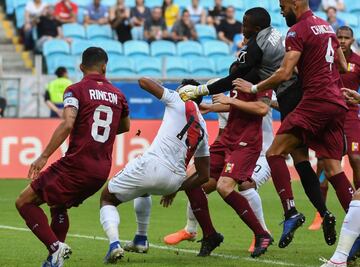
[250,84,258,94]
[196,84,209,96]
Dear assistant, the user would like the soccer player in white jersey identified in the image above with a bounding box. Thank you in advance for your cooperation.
[99,77,223,264]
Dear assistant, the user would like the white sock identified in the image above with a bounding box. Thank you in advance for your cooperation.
[331,200,360,263]
[134,196,152,236]
[240,188,268,232]
[185,201,198,233]
[100,205,120,244]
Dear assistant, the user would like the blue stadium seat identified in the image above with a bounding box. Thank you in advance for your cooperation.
[71,40,94,55]
[102,0,116,7]
[6,0,14,15]
[52,54,77,77]
[44,0,58,4]
[72,0,91,8]
[174,0,191,9]
[177,41,203,58]
[345,0,360,13]
[165,56,189,77]
[353,27,360,42]
[337,12,359,27]
[123,40,150,58]
[202,40,230,58]
[86,24,113,40]
[146,0,162,8]
[77,6,86,24]
[15,5,25,28]
[201,0,215,9]
[151,40,177,57]
[215,56,235,76]
[188,57,216,77]
[125,0,135,7]
[92,40,123,57]
[62,23,86,40]
[271,14,284,27]
[223,0,244,11]
[135,57,162,77]
[107,55,136,77]
[314,11,327,20]
[195,25,217,43]
[268,0,281,12]
[43,40,71,74]
[14,0,27,8]
[243,0,270,11]
[235,10,245,23]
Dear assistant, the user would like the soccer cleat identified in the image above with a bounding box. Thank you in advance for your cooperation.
[248,236,256,253]
[197,232,224,257]
[308,212,323,231]
[278,213,306,248]
[322,211,336,246]
[123,235,149,253]
[47,242,72,267]
[319,259,347,267]
[104,241,124,264]
[251,233,273,258]
[41,260,51,267]
[163,229,197,245]
[348,236,360,262]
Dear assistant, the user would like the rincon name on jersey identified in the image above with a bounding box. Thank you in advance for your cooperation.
[89,89,118,104]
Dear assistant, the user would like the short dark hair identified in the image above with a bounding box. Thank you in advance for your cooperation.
[244,7,271,30]
[337,25,354,37]
[179,79,203,105]
[81,47,108,69]
[54,66,67,77]
[326,6,337,13]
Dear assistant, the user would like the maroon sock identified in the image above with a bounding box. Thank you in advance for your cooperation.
[50,208,69,242]
[267,155,297,217]
[327,172,354,212]
[185,187,216,238]
[18,203,59,253]
[320,184,328,203]
[223,191,267,236]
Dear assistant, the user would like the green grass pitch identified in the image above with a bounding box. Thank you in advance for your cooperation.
[0,179,354,267]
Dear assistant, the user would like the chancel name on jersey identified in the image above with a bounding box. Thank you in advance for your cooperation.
[89,89,118,104]
[310,25,335,35]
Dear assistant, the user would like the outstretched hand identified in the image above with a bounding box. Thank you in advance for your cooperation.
[28,155,48,180]
[212,93,232,105]
[232,78,253,93]
[160,192,177,208]
[342,88,360,104]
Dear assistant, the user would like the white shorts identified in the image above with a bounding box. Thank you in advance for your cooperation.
[251,154,271,189]
[108,155,184,202]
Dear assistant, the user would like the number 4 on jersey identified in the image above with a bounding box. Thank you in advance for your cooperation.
[325,37,335,71]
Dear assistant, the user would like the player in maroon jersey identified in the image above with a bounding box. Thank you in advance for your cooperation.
[232,0,355,248]
[15,47,130,267]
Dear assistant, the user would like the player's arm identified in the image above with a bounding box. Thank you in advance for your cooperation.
[199,102,230,114]
[216,94,270,116]
[138,77,164,99]
[233,50,301,94]
[28,107,77,180]
[117,116,130,134]
[342,87,360,104]
[336,47,347,73]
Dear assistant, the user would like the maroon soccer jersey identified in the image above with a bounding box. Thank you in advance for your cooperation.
[342,51,360,117]
[285,10,346,108]
[219,89,271,151]
[57,74,129,180]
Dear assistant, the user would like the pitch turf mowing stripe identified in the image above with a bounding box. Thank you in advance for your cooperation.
[0,225,315,267]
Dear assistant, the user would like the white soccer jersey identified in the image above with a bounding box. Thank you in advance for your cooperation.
[144,88,209,177]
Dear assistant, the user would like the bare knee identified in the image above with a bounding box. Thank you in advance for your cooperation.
[323,159,342,178]
[100,184,121,208]
[216,177,235,198]
[15,185,42,210]
[353,189,360,201]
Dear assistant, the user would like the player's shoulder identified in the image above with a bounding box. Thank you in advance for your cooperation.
[350,51,360,64]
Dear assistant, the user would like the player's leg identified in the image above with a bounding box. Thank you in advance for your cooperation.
[50,207,69,242]
[348,153,360,190]
[321,189,360,267]
[266,132,306,248]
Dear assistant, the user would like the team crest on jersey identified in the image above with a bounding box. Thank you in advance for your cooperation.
[352,142,359,152]
[348,63,355,72]
[287,31,296,38]
[224,163,234,173]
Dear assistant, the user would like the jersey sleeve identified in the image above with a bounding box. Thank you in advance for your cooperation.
[194,135,210,158]
[119,93,130,118]
[285,27,303,52]
[218,112,229,129]
[257,89,272,100]
[160,88,179,105]
[63,85,80,109]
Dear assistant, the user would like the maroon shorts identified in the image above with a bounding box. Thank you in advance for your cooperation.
[31,164,106,208]
[277,99,347,160]
[344,116,360,155]
[210,140,260,182]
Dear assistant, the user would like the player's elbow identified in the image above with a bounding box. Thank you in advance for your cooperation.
[138,77,149,89]
[63,120,75,132]
[277,68,292,82]
[257,104,270,117]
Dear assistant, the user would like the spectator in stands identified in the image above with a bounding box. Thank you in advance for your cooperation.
[54,0,78,24]
[187,0,206,25]
[172,9,197,41]
[84,0,109,25]
[0,97,6,117]
[23,0,48,50]
[309,0,322,11]
[144,7,169,42]
[130,0,151,40]
[162,0,180,28]
[44,67,72,118]
[322,0,345,11]
[110,0,132,43]
[326,7,345,31]
[217,6,242,47]
[207,0,226,27]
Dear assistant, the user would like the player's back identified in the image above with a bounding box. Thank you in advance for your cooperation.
[145,88,208,177]
[59,74,129,179]
[286,10,346,107]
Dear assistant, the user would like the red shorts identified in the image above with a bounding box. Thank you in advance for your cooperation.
[31,164,106,208]
[209,140,260,182]
[277,99,347,160]
[344,116,360,155]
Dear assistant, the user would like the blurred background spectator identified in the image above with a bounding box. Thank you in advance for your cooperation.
[54,0,78,24]
[84,0,109,25]
[0,97,6,118]
[187,0,206,25]
[207,0,226,27]
[144,7,169,42]
[44,67,72,118]
[326,7,345,31]
[322,0,345,11]
[309,0,322,11]
[172,9,197,41]
[162,0,179,28]
[130,0,151,40]
[23,0,48,50]
[217,6,242,46]
[110,0,132,43]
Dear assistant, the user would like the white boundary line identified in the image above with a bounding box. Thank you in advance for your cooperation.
[0,225,316,267]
